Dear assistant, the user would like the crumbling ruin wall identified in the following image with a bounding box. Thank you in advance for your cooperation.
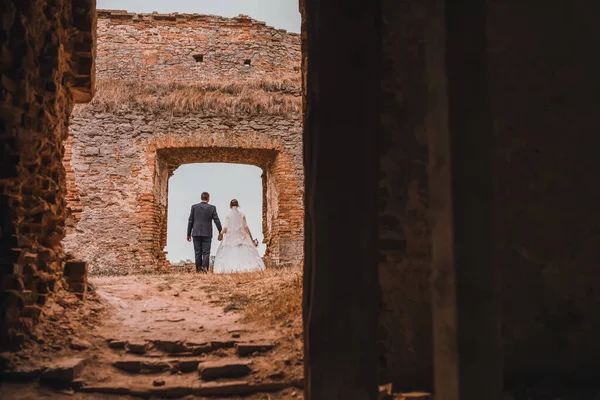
[94,10,299,82]
[0,0,95,349]
[63,11,303,275]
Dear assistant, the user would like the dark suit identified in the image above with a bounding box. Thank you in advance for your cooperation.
[187,202,222,272]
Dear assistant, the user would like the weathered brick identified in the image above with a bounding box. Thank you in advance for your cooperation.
[63,12,304,275]
[64,260,87,276]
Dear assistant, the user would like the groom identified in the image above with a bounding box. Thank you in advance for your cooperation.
[187,192,222,273]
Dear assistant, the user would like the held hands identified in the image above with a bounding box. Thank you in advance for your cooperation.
[186,236,191,242]
[217,233,223,241]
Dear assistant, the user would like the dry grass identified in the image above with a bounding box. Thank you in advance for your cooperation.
[200,266,302,329]
[86,76,302,117]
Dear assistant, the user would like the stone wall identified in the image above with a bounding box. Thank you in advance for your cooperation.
[95,10,300,82]
[0,0,95,349]
[378,0,600,391]
[63,11,303,275]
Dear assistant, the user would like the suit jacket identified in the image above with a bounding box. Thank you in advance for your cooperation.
[187,202,222,238]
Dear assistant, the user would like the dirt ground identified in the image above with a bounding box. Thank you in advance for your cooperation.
[0,268,304,399]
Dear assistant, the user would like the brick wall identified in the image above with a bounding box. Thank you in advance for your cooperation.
[0,0,95,349]
[65,110,303,274]
[63,11,303,274]
[95,10,300,82]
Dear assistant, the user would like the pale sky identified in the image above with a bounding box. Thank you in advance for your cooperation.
[97,0,301,32]
[165,164,265,262]
[97,0,300,262]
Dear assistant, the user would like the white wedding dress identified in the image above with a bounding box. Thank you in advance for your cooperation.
[213,206,266,273]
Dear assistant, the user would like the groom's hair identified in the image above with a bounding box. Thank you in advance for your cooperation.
[201,192,210,201]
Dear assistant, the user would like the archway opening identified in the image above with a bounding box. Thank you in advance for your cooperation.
[164,163,266,267]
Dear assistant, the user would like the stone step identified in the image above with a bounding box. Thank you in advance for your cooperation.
[236,341,276,357]
[107,338,239,357]
[0,366,44,382]
[113,360,171,374]
[112,358,203,374]
[76,379,303,398]
[40,358,87,388]
[126,341,149,355]
[197,359,252,381]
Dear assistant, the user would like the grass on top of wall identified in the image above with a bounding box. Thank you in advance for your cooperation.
[85,76,302,117]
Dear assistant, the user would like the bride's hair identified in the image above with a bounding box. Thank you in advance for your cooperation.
[230,199,239,208]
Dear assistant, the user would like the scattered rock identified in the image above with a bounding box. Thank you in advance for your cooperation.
[70,338,91,350]
[153,378,166,387]
[50,345,62,351]
[107,340,127,349]
[126,341,148,354]
[198,359,252,380]
[40,358,87,388]
[236,341,275,357]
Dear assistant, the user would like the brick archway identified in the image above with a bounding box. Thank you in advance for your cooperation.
[63,117,303,275]
[149,142,300,270]
[60,10,304,275]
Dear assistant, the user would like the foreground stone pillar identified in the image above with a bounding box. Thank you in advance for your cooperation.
[302,1,381,399]
[426,0,502,399]
[0,0,95,349]
[64,260,88,300]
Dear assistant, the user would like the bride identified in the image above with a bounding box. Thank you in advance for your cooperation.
[213,199,266,273]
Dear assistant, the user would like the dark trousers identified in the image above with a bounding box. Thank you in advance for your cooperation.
[192,236,211,272]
